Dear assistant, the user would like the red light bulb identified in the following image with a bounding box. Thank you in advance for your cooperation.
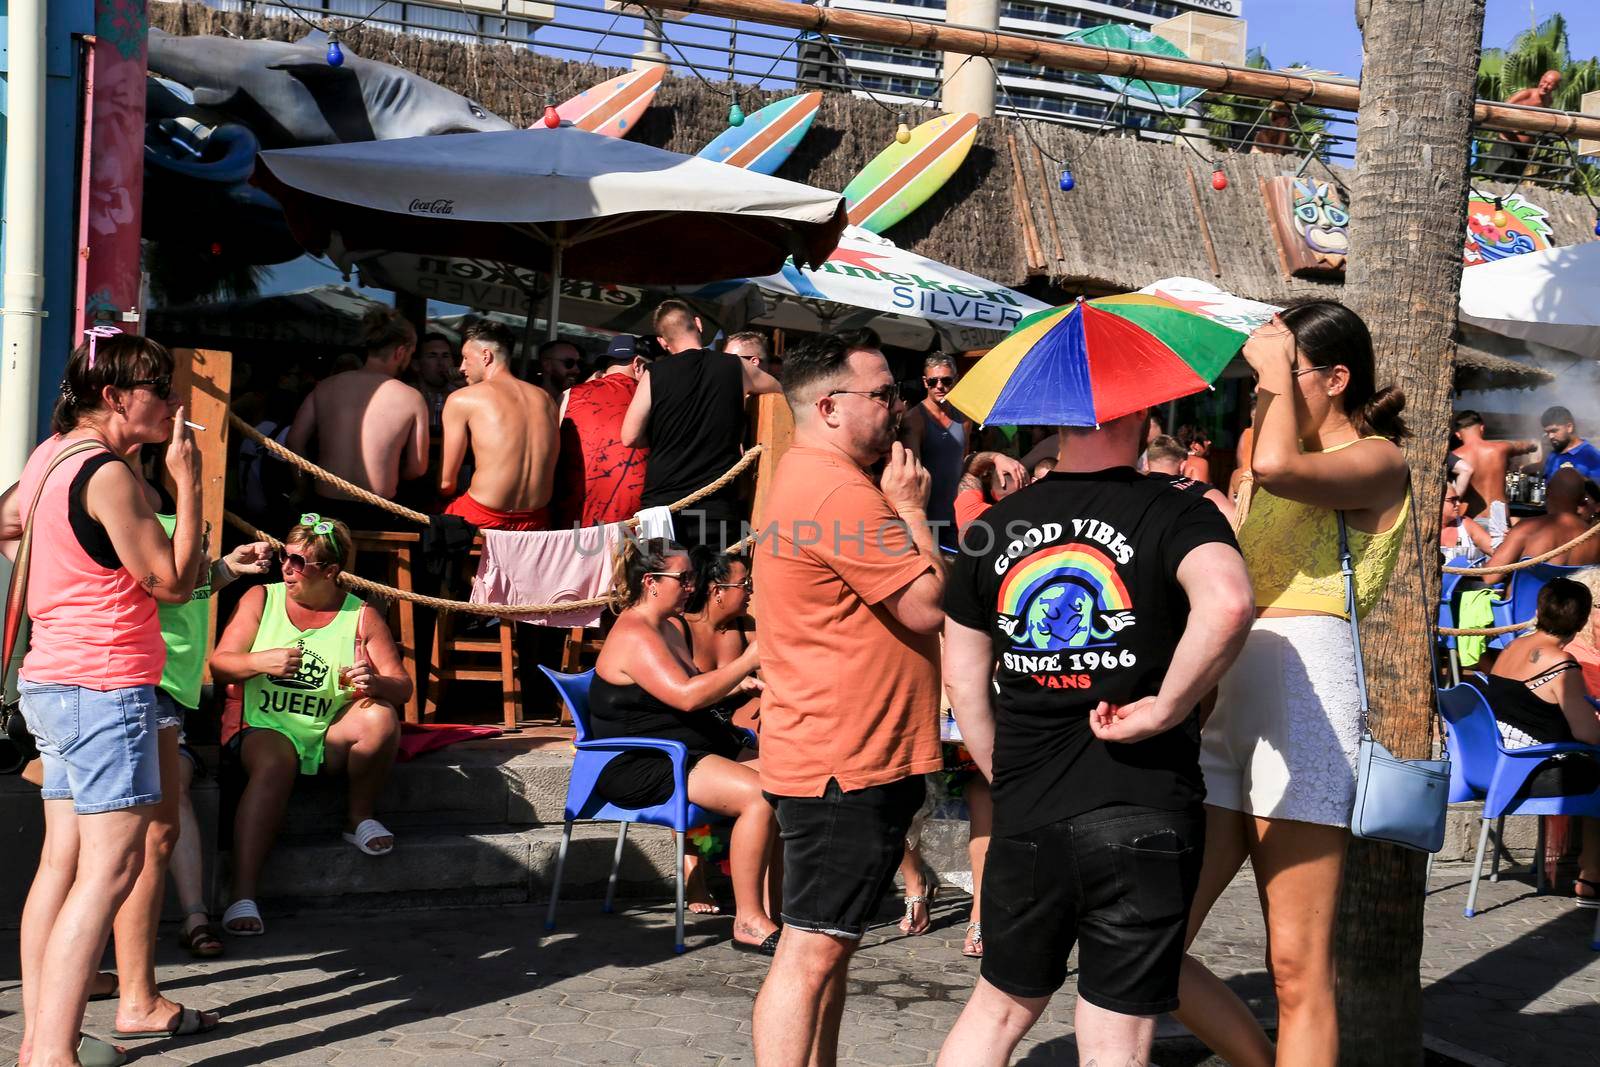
[543,105,560,129]
[1210,169,1228,191]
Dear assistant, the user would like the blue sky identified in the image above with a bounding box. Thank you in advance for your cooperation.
[1247,0,1600,79]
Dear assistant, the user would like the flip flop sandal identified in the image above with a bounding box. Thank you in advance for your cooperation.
[342,818,396,856]
[76,1033,128,1067]
[113,1005,219,1041]
[179,919,225,958]
[732,930,781,956]
[88,971,119,1002]
[222,899,265,937]
[962,921,984,959]
[1576,877,1600,908]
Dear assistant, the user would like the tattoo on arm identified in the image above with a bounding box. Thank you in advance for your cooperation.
[141,573,162,592]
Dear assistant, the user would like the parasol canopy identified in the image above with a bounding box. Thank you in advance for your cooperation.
[1458,241,1600,359]
[697,226,1050,350]
[946,294,1247,427]
[1061,24,1206,110]
[253,127,849,287]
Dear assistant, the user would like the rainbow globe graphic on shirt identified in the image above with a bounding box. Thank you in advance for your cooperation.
[999,544,1133,652]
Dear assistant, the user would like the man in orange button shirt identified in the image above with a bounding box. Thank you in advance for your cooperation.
[750,328,946,1067]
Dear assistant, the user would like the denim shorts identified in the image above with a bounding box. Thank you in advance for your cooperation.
[766,775,926,940]
[22,680,164,814]
[154,688,185,733]
[980,803,1206,1015]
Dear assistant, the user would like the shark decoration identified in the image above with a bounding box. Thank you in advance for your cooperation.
[146,28,513,147]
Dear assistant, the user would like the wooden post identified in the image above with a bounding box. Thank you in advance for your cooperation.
[750,392,794,531]
[171,348,233,654]
[647,0,1599,140]
[1335,2,1486,1063]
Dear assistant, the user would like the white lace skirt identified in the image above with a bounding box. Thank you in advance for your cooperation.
[1198,615,1364,827]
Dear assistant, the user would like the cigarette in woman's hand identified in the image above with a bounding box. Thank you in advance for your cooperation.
[185,420,206,431]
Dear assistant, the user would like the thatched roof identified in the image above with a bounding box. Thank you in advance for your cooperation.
[1453,341,1555,391]
[152,0,1599,313]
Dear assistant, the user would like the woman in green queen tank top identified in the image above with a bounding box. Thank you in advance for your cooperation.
[210,515,411,936]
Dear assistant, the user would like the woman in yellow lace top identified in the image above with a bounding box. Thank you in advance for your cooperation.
[1175,303,1411,1067]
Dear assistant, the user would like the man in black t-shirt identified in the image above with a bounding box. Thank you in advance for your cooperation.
[1144,432,1237,526]
[620,300,781,550]
[938,407,1254,1067]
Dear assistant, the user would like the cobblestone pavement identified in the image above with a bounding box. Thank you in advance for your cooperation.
[1,863,1595,1065]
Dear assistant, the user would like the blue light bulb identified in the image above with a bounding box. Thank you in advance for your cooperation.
[327,39,344,67]
[729,102,745,127]
[1059,168,1075,192]
[1594,215,1600,237]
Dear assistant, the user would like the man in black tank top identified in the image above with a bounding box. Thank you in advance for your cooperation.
[621,301,782,550]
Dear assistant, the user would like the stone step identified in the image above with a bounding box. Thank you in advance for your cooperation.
[272,732,575,835]
[248,821,686,912]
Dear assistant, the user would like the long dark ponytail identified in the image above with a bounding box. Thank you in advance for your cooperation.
[1279,300,1409,444]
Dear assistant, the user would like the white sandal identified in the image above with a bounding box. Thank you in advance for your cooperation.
[342,818,395,856]
[222,899,265,937]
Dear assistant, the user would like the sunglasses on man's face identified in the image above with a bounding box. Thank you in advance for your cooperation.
[924,376,955,389]
[129,376,173,400]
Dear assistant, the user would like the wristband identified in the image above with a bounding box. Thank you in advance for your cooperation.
[212,557,236,585]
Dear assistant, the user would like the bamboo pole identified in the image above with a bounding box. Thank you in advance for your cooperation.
[647,0,1600,140]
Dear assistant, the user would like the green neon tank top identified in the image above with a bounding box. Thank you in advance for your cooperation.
[156,513,212,710]
[243,583,363,775]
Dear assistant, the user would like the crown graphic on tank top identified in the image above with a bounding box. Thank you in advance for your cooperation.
[276,643,332,692]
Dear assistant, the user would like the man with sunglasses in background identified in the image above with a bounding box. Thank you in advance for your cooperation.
[749,328,946,1067]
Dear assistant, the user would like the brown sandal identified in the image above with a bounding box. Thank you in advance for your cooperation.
[179,918,225,959]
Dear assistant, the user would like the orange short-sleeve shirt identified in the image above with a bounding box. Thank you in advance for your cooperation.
[751,446,942,797]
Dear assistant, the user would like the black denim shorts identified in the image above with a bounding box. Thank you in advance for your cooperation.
[980,803,1206,1015]
[766,775,926,940]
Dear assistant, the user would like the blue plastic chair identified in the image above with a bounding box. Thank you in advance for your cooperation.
[1438,682,1600,941]
[539,666,724,954]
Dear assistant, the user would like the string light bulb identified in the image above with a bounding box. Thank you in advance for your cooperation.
[895,113,911,145]
[1592,215,1599,237]
[1491,197,1508,229]
[1210,168,1228,191]
[729,100,745,127]
[326,34,344,67]
[1058,167,1075,192]
[542,99,560,128]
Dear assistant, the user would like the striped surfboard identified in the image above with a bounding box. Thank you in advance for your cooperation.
[697,92,823,175]
[540,66,664,138]
[842,112,980,234]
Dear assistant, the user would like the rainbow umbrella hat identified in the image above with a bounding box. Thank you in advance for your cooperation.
[946,294,1247,428]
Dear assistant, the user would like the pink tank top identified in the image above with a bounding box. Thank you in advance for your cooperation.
[16,436,164,689]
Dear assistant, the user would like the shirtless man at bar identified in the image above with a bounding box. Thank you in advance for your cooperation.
[440,318,559,531]
[287,307,429,532]
[1453,409,1537,548]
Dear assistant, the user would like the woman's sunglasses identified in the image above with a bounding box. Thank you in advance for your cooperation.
[647,571,696,586]
[280,551,331,574]
[129,375,173,400]
[714,578,754,593]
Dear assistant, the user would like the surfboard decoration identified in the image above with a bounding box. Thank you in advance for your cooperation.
[842,112,980,235]
[696,91,823,175]
[538,66,664,138]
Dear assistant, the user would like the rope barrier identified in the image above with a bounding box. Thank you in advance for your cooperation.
[1437,619,1533,637]
[230,412,764,528]
[1442,519,1600,575]
[224,431,766,615]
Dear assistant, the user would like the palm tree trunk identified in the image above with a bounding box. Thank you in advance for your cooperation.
[1337,2,1486,1064]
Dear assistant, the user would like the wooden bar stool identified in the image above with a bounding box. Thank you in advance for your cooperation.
[350,531,422,724]
[426,535,520,731]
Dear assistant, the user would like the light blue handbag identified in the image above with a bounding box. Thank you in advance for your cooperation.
[1340,503,1451,854]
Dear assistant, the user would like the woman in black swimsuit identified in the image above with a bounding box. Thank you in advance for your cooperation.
[1482,578,1600,904]
[590,538,781,953]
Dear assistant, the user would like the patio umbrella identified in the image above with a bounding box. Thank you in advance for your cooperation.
[694,226,1050,349]
[946,294,1247,427]
[1061,24,1206,110]
[253,126,848,340]
[1458,242,1600,359]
